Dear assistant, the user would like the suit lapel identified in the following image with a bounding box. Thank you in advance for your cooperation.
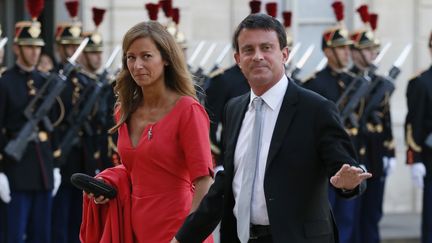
[265,81,299,171]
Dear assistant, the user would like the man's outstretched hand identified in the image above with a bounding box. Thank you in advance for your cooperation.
[330,164,372,190]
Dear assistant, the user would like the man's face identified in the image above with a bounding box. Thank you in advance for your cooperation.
[15,45,42,68]
[325,45,351,70]
[351,46,378,70]
[234,28,288,95]
[58,44,79,62]
[83,52,103,72]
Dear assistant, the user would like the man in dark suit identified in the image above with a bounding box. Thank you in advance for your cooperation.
[172,13,372,243]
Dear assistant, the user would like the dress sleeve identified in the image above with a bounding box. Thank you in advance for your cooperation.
[179,102,213,182]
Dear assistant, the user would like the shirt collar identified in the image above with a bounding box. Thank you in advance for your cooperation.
[249,75,289,111]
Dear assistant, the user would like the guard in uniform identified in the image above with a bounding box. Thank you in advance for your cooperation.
[0,6,60,242]
[302,2,362,242]
[405,31,432,243]
[51,1,93,242]
[350,7,396,243]
[78,7,118,171]
[0,23,7,243]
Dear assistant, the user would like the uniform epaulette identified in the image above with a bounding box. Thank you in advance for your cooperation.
[208,67,225,79]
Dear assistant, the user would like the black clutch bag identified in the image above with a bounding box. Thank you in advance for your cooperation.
[70,173,117,199]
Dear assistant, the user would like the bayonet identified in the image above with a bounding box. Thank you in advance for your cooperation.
[197,42,217,72]
[0,37,8,49]
[290,45,314,80]
[316,57,327,72]
[187,41,206,67]
[388,44,412,79]
[285,42,301,66]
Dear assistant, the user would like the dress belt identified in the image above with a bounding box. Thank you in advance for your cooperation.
[249,224,271,239]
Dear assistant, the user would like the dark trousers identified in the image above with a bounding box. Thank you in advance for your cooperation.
[51,184,82,243]
[249,235,273,243]
[423,177,432,243]
[328,186,360,243]
[357,177,385,243]
[0,201,6,243]
[6,191,52,243]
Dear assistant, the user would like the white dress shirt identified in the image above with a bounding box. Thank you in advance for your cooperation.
[233,75,288,225]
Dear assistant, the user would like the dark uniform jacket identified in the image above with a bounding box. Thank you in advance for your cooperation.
[303,65,365,160]
[80,70,118,171]
[0,65,55,191]
[405,66,432,174]
[176,81,366,243]
[204,65,249,166]
[352,66,395,177]
[55,66,98,185]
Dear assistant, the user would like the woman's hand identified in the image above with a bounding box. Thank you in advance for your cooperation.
[87,193,110,205]
[85,178,111,205]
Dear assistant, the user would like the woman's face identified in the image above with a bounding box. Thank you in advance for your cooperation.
[126,37,167,88]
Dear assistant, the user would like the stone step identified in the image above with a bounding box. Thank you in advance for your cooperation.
[380,212,421,242]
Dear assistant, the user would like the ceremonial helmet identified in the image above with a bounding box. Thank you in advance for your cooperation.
[321,1,352,49]
[56,0,83,45]
[171,8,187,49]
[82,7,106,52]
[350,5,380,49]
[14,0,45,46]
[282,11,293,50]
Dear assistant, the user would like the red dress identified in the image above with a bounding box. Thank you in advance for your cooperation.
[117,96,214,242]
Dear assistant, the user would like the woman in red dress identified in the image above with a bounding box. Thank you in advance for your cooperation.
[92,21,214,242]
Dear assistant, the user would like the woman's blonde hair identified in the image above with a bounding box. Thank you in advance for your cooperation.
[109,21,195,133]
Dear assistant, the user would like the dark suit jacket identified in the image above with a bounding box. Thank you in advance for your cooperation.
[177,80,365,243]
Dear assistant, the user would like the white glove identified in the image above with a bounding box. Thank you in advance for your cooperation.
[411,163,426,189]
[0,172,11,203]
[52,168,61,196]
[383,157,396,176]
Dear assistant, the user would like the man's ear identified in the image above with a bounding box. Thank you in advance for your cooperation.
[234,52,241,68]
[282,46,289,63]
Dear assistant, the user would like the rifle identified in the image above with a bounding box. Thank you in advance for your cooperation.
[361,44,412,126]
[338,43,404,128]
[0,37,7,49]
[57,45,121,163]
[336,72,371,128]
[4,38,89,161]
[290,45,314,81]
